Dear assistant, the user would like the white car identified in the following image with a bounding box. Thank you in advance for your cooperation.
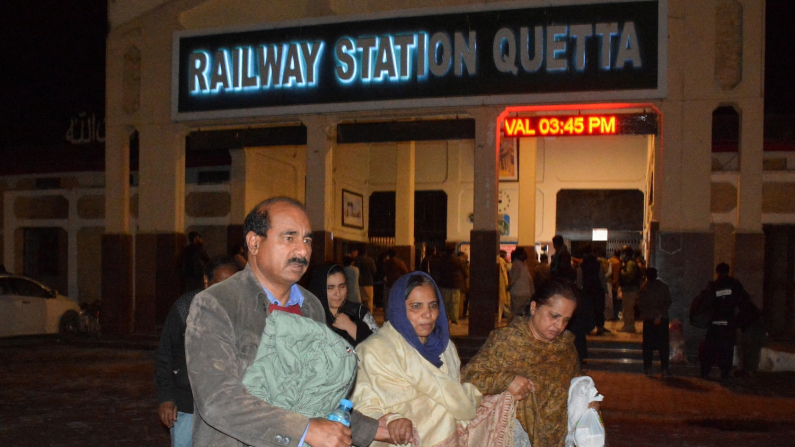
[0,274,81,337]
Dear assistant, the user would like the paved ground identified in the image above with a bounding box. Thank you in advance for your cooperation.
[1,337,794,446]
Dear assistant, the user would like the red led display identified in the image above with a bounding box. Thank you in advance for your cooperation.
[502,113,657,137]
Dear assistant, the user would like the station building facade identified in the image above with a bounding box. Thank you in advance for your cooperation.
[7,0,794,348]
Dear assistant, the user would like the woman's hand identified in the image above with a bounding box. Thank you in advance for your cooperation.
[332,313,357,340]
[588,401,601,411]
[387,418,414,445]
[507,375,535,401]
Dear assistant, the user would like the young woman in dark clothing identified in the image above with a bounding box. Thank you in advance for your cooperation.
[308,263,379,346]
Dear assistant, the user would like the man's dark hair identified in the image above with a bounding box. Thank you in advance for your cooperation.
[207,256,240,282]
[540,254,548,262]
[512,247,528,262]
[716,262,730,275]
[387,248,397,257]
[243,197,306,238]
[623,245,634,257]
[188,231,200,243]
[581,243,593,256]
[646,267,658,282]
[552,235,564,247]
[343,255,355,266]
[613,249,621,258]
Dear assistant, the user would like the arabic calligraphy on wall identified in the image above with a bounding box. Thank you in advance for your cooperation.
[65,112,105,144]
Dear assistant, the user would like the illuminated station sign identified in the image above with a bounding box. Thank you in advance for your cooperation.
[503,113,657,137]
[174,1,661,119]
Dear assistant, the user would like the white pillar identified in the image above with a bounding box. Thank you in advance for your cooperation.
[735,97,764,233]
[518,138,538,245]
[303,115,335,231]
[137,124,186,233]
[395,142,416,247]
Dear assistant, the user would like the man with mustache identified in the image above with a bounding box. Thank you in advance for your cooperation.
[186,197,400,447]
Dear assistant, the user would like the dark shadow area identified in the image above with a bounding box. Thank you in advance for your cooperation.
[687,418,771,433]
[659,377,712,393]
[720,372,795,398]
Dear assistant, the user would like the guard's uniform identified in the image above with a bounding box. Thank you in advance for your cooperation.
[698,277,755,379]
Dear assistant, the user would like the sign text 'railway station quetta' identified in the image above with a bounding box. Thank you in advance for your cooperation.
[174,1,661,118]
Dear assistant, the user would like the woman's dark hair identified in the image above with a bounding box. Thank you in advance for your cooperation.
[522,280,578,315]
[404,274,436,300]
[326,264,345,278]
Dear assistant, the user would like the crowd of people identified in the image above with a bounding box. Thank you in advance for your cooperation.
[154,197,761,447]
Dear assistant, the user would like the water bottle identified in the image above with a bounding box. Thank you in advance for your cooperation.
[327,399,353,427]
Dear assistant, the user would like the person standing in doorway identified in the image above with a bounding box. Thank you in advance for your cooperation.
[580,244,607,335]
[355,246,377,314]
[343,255,361,304]
[180,231,210,292]
[508,247,534,318]
[438,244,465,326]
[457,251,470,318]
[550,235,576,284]
[608,249,622,321]
[619,246,642,333]
[637,268,672,377]
[497,251,511,323]
[533,254,551,287]
[381,248,409,318]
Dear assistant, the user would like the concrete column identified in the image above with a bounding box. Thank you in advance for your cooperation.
[518,138,538,247]
[304,115,335,266]
[133,124,187,335]
[733,97,765,309]
[395,142,416,270]
[101,122,133,337]
[104,125,131,234]
[654,100,716,355]
[468,107,502,337]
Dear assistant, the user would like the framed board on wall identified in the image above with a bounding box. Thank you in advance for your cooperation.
[342,189,364,229]
[499,138,518,181]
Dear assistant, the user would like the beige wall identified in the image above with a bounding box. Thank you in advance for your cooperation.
[533,135,650,243]
[367,140,474,242]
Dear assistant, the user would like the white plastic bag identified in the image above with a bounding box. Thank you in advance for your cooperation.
[565,376,604,447]
[574,408,605,447]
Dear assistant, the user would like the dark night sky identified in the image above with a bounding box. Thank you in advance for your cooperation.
[0,1,107,150]
[0,1,792,155]
[764,0,795,115]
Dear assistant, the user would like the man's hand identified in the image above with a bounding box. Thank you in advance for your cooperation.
[158,401,178,428]
[507,375,535,401]
[588,401,601,411]
[386,418,414,445]
[305,418,352,447]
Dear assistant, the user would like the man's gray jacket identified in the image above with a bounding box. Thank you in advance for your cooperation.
[186,265,378,447]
